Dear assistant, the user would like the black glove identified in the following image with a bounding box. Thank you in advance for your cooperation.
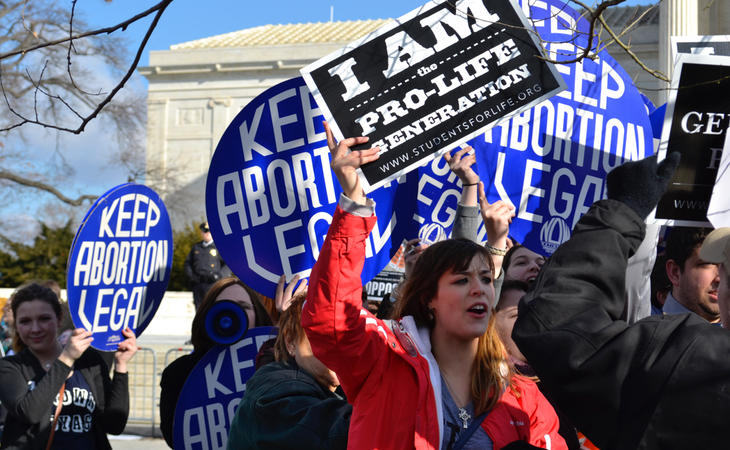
[606,152,680,219]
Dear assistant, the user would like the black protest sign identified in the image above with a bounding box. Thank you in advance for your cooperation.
[365,269,404,301]
[655,53,730,226]
[301,0,565,192]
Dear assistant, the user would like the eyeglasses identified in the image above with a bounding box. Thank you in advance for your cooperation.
[202,228,210,233]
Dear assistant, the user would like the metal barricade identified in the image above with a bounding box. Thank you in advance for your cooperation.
[163,346,193,367]
[127,347,157,435]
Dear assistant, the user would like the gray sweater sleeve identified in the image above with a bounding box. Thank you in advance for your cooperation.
[451,204,480,242]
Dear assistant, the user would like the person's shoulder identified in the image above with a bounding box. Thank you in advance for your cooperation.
[1,348,33,365]
[247,361,322,394]
[0,352,25,367]
[162,353,201,379]
[187,241,205,253]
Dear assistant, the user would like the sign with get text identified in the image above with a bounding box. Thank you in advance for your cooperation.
[172,327,277,450]
[67,184,173,351]
[300,0,566,193]
[206,77,411,299]
[407,0,654,256]
[654,53,730,226]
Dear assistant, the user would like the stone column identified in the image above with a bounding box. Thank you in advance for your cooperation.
[659,0,699,103]
[146,98,169,193]
[706,0,730,34]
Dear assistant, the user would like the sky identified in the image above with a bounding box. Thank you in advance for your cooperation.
[5,0,656,236]
[77,0,655,73]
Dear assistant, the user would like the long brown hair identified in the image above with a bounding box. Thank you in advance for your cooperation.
[190,277,273,354]
[392,238,511,415]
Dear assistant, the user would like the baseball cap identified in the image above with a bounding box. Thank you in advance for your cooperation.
[699,228,730,276]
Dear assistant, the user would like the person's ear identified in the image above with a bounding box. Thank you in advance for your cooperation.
[285,339,296,357]
[666,259,682,288]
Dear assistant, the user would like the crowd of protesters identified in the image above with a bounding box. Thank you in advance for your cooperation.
[1,124,728,450]
[163,122,730,450]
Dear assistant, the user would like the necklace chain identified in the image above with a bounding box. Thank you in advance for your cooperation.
[440,368,471,429]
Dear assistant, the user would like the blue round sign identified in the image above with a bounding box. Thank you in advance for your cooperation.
[172,326,278,449]
[67,183,173,351]
[405,0,654,255]
[205,77,413,298]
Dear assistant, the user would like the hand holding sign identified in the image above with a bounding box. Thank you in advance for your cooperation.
[59,328,93,367]
[607,153,681,220]
[113,327,138,373]
[325,121,379,205]
[67,183,173,351]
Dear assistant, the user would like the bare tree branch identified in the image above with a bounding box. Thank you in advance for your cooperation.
[0,0,174,134]
[597,12,670,82]
[0,170,97,206]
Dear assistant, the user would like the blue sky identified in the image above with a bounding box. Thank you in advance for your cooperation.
[78,0,656,69]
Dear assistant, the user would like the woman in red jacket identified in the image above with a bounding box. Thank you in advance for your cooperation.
[302,124,566,450]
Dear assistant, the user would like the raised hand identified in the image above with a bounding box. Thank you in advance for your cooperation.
[478,181,514,250]
[275,274,308,313]
[443,146,479,185]
[324,121,380,205]
[403,238,429,279]
[606,153,681,219]
[444,146,479,206]
[114,327,138,373]
[59,328,93,367]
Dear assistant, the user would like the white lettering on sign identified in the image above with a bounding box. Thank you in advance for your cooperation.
[356,39,528,141]
[182,399,240,450]
[74,240,169,286]
[180,333,277,449]
[238,86,327,162]
[680,111,729,135]
[98,194,160,238]
[330,0,501,96]
[216,149,336,236]
[76,286,146,333]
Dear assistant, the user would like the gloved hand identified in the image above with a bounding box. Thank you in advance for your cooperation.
[606,153,680,219]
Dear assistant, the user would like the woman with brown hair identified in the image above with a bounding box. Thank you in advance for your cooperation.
[158,277,273,448]
[0,282,136,450]
[302,124,565,449]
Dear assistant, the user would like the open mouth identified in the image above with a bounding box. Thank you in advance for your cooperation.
[467,304,488,315]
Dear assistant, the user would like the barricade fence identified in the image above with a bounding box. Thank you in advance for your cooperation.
[125,346,193,437]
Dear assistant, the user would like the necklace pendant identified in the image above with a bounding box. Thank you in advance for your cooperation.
[458,407,471,429]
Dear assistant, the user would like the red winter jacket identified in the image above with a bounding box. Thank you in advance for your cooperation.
[303,202,566,450]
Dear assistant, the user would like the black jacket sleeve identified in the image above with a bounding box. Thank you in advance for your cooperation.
[184,245,200,284]
[0,355,70,425]
[77,349,129,437]
[101,370,129,435]
[512,199,730,449]
[159,354,200,448]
